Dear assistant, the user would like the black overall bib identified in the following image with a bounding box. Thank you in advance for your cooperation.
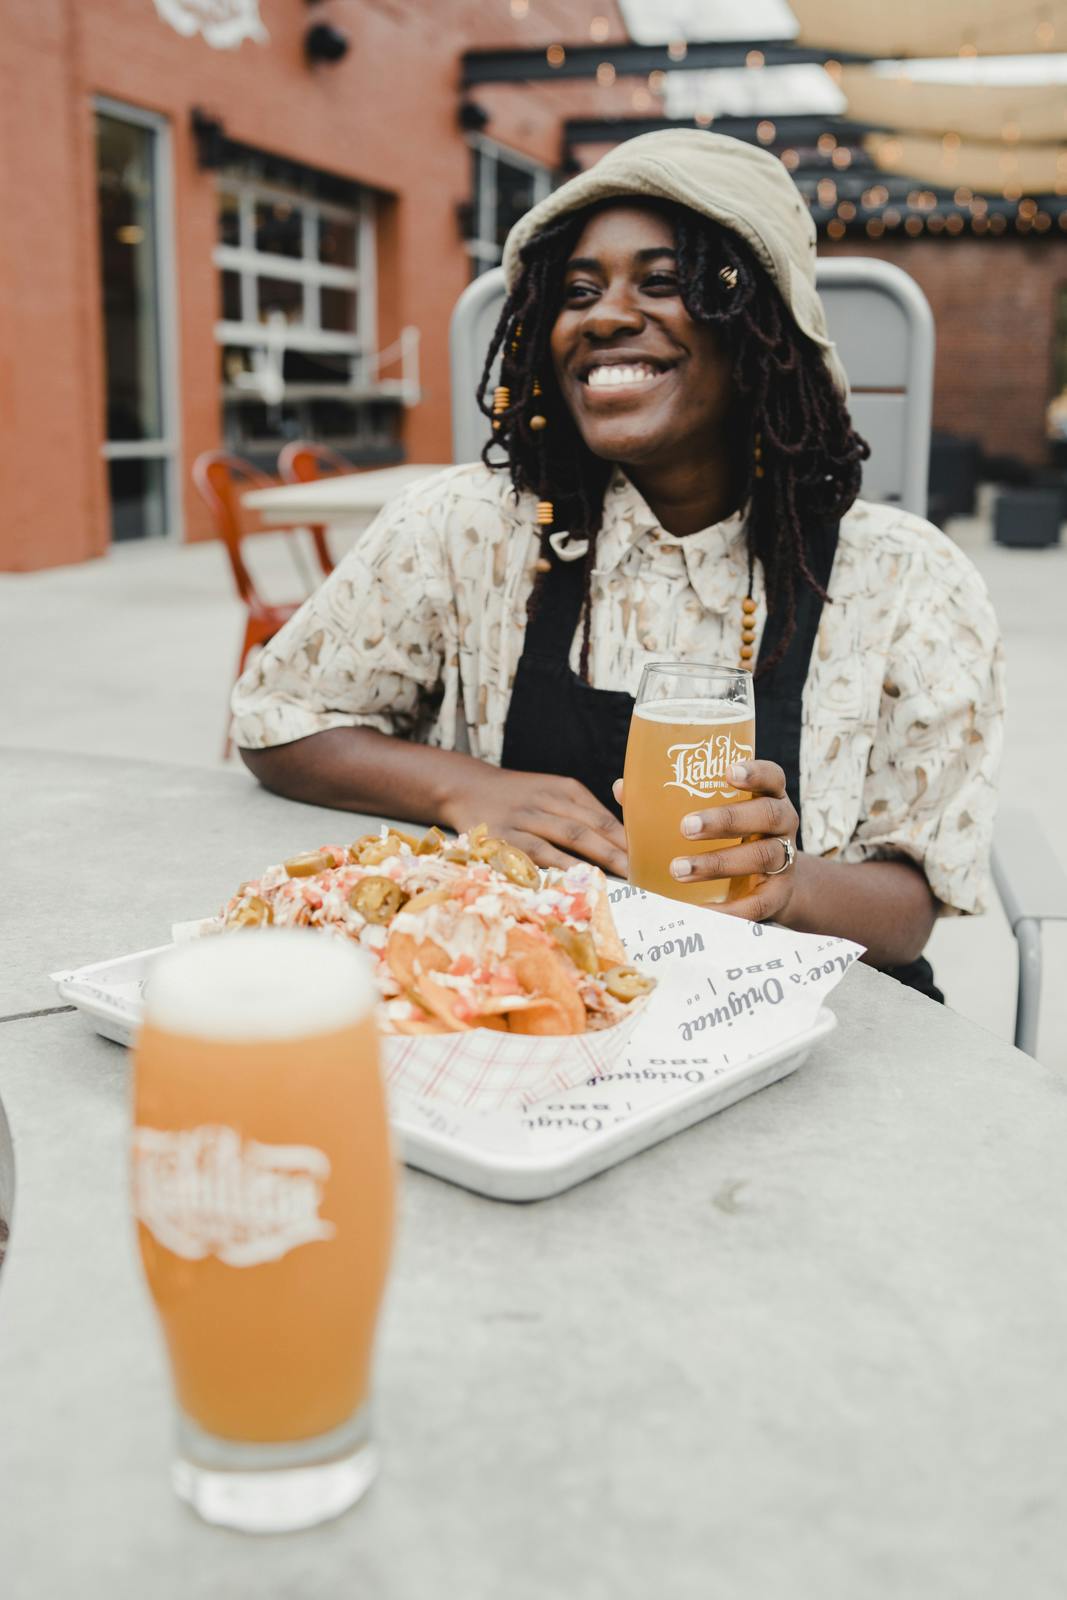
[500,530,942,1002]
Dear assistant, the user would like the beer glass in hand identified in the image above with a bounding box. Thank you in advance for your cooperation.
[623,662,755,905]
[132,930,394,1533]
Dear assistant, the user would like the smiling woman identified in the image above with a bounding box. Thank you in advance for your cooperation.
[233,131,1004,994]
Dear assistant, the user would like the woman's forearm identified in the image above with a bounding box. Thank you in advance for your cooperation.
[238,728,493,825]
[779,854,938,968]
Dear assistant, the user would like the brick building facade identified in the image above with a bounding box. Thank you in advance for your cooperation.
[823,235,1066,472]
[2,1,1064,571]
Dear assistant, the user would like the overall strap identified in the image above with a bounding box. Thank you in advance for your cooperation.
[520,548,587,662]
[753,522,839,851]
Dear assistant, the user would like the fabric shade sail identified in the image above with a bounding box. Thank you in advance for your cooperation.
[790,0,1067,58]
[864,130,1067,196]
[841,67,1067,144]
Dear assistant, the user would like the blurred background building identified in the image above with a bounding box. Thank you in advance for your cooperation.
[3,0,1066,569]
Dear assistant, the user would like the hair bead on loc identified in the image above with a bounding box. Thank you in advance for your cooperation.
[492,384,510,432]
[536,499,554,526]
[753,428,764,480]
[719,264,739,290]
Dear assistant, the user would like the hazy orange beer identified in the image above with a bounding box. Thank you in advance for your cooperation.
[623,663,756,905]
[132,930,394,1532]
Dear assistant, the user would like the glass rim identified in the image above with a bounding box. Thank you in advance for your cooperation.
[639,660,753,682]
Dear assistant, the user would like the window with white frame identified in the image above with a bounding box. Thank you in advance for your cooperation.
[214,175,398,458]
[467,137,552,277]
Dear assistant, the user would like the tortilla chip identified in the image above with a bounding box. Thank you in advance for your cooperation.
[505,926,587,1034]
[506,999,571,1036]
[587,869,628,969]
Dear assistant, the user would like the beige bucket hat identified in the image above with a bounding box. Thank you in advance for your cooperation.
[501,128,848,396]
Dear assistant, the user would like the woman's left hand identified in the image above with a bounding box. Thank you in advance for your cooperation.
[617,761,799,923]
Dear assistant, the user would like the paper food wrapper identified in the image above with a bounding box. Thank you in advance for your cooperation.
[173,889,863,1114]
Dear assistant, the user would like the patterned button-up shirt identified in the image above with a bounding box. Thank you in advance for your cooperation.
[232,464,1004,914]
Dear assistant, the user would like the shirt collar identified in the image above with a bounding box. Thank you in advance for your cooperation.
[593,470,750,612]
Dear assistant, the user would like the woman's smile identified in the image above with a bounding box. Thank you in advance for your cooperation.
[550,203,732,475]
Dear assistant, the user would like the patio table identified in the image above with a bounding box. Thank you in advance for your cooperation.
[2,749,1066,1598]
[242,462,448,530]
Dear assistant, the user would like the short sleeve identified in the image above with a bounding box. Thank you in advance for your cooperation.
[230,479,454,751]
[841,534,1005,915]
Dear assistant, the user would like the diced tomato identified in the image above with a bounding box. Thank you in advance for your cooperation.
[450,953,476,977]
[569,894,591,923]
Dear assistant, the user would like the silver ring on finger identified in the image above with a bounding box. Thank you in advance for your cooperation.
[765,835,796,876]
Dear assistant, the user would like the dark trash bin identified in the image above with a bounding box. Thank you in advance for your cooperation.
[993,488,1063,549]
[929,432,981,520]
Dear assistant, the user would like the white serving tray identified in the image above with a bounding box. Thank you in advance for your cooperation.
[53,947,835,1203]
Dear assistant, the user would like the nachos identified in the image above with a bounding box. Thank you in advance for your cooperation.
[219,825,654,1036]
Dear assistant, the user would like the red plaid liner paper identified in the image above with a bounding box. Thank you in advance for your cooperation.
[381,997,648,1112]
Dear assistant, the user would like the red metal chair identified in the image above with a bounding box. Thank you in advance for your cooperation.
[192,451,320,757]
[278,440,360,577]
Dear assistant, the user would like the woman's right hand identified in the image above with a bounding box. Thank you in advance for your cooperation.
[440,767,628,878]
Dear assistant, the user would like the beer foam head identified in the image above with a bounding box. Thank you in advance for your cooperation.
[145,930,377,1040]
[635,696,751,725]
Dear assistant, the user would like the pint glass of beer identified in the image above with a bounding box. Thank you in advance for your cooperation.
[132,930,394,1533]
[623,662,756,905]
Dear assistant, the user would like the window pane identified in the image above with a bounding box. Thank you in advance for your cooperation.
[283,349,352,386]
[494,159,537,249]
[221,270,242,321]
[95,113,164,443]
[321,286,357,333]
[108,457,168,541]
[220,345,252,385]
[319,216,357,268]
[218,191,240,247]
[257,276,304,324]
[254,199,303,257]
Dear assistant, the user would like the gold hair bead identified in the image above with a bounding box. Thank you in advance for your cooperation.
[536,499,554,526]
[719,265,739,290]
[534,556,552,573]
[529,414,547,431]
[532,377,542,397]
[754,465,765,478]
[493,384,510,415]
[740,595,757,668]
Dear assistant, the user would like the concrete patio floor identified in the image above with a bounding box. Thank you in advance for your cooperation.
[3,495,1065,1066]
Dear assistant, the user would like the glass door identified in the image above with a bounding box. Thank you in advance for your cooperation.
[94,102,180,541]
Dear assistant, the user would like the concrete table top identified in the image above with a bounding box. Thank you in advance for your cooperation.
[242,463,448,527]
[0,748,393,1019]
[2,751,1065,1596]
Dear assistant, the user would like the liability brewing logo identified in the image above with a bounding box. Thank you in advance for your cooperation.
[132,1124,335,1267]
[665,733,753,800]
[153,1,268,50]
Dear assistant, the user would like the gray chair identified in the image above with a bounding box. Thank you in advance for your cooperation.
[449,259,1067,1055]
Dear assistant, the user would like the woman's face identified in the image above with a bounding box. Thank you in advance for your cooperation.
[549,204,733,470]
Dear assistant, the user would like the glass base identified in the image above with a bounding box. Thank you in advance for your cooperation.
[172,1404,377,1533]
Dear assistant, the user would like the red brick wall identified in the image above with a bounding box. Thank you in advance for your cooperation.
[0,0,631,569]
[822,236,1067,467]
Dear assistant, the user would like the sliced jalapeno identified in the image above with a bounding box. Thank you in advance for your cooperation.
[602,964,655,1003]
[348,876,409,925]
[284,850,334,878]
[490,843,540,890]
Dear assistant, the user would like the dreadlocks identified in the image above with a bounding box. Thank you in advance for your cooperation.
[476,201,869,676]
